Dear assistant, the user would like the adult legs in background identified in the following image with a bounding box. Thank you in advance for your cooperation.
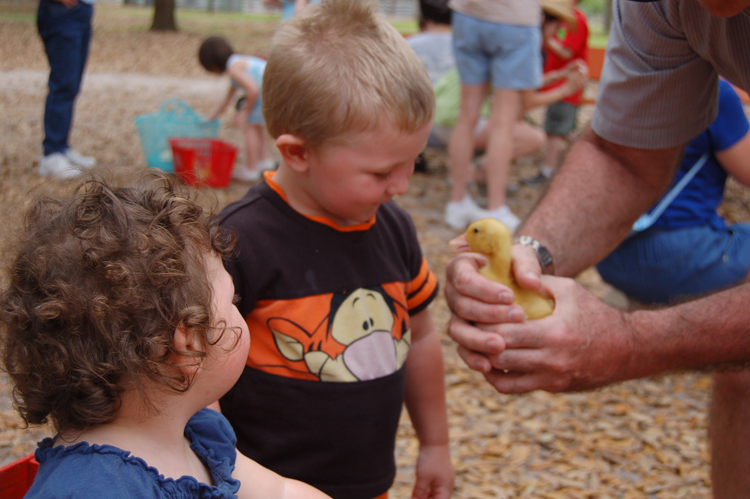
[446,13,540,231]
[448,83,488,204]
[37,0,92,157]
[484,88,521,212]
[447,86,522,231]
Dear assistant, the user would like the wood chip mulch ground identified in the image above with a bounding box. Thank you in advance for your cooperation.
[3,3,750,497]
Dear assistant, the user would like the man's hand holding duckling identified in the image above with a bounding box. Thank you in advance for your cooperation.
[446,243,638,394]
[445,243,543,372]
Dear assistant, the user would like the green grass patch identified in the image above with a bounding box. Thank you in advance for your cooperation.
[0,4,501,39]
[177,8,281,22]
[588,32,608,49]
[389,19,418,35]
[0,12,34,23]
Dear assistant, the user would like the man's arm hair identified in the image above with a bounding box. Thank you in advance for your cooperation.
[519,126,684,277]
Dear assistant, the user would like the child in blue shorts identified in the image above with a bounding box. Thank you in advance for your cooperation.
[217,1,454,498]
[0,172,331,499]
[199,36,274,182]
[597,79,750,305]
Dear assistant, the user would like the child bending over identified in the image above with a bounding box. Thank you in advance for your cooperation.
[199,36,275,182]
[0,173,331,499]
[218,1,454,498]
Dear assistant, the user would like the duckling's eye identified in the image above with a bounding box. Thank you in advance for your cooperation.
[473,228,479,233]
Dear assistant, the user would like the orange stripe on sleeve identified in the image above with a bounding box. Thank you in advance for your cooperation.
[406,258,437,311]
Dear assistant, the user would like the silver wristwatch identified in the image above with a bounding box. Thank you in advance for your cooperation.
[513,235,555,275]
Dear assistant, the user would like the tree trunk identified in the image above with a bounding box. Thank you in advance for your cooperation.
[150,0,177,31]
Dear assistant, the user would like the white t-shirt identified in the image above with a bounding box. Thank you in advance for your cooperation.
[407,32,455,86]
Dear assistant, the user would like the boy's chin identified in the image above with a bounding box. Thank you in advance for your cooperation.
[338,212,376,227]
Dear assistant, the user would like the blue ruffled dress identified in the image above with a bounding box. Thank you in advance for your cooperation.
[25,408,241,498]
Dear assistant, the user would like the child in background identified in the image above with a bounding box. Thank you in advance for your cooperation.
[263,0,319,20]
[524,0,589,186]
[407,0,454,88]
[597,80,750,304]
[199,36,275,182]
[218,1,454,499]
[0,173,331,499]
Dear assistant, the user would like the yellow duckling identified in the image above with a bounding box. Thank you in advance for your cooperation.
[452,218,554,320]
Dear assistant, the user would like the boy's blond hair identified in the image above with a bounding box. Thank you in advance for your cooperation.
[263,0,435,148]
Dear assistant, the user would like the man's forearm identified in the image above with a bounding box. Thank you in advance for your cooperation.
[626,283,750,376]
[518,127,682,276]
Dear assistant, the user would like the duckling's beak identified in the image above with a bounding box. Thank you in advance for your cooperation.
[449,233,471,253]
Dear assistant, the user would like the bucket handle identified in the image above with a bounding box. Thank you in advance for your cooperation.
[158,98,202,121]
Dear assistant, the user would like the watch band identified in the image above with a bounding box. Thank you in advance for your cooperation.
[513,235,555,275]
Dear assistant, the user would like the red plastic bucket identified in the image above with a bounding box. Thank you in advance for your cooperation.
[0,454,39,499]
[169,138,238,188]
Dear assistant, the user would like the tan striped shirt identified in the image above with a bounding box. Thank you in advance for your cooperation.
[592,0,750,149]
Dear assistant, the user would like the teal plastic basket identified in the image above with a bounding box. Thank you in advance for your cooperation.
[135,99,220,172]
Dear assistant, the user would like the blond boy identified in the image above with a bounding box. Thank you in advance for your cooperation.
[218,1,453,498]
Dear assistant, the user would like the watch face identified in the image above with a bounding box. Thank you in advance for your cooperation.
[515,236,554,274]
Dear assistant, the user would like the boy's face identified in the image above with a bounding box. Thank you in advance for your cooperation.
[300,122,432,226]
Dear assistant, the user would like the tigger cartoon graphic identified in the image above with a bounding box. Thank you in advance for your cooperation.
[250,284,411,382]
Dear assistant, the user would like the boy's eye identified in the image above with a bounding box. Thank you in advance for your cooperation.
[375,171,391,179]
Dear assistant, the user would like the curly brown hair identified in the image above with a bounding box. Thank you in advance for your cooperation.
[0,172,235,434]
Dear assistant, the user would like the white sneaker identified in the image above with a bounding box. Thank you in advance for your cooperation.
[39,153,81,180]
[257,158,276,172]
[64,149,96,169]
[232,166,262,182]
[484,205,521,233]
[444,196,483,230]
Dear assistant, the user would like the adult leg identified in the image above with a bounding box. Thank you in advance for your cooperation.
[711,227,750,498]
[37,0,92,156]
[512,120,546,160]
[448,84,488,203]
[710,368,750,499]
[484,88,520,210]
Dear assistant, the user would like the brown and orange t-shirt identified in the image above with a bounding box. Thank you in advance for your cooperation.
[218,173,438,499]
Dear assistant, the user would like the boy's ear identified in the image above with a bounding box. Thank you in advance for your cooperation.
[276,134,310,173]
[173,325,206,371]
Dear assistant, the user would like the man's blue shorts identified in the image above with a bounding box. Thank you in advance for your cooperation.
[596,223,750,305]
[452,12,542,90]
